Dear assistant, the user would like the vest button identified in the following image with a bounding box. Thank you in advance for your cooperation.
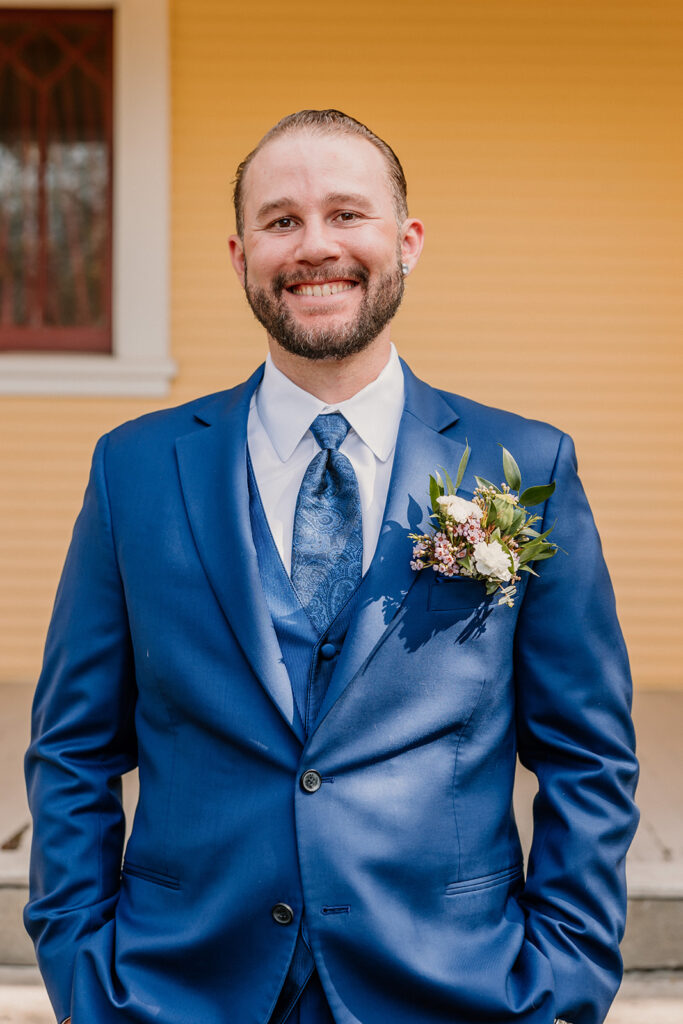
[271,903,294,925]
[320,642,337,660]
[300,769,322,793]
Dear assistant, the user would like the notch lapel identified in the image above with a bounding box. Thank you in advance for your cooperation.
[316,364,467,724]
[175,367,306,743]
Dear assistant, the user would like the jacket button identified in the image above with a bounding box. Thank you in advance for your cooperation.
[320,642,337,660]
[300,769,322,793]
[271,903,294,925]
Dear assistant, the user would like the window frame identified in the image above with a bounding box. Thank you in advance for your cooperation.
[0,0,174,396]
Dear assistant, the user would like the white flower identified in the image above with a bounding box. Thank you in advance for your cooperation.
[437,494,483,524]
[472,539,514,581]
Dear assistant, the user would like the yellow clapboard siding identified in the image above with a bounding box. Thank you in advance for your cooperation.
[0,0,681,689]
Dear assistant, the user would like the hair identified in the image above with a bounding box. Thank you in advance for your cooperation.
[233,109,408,237]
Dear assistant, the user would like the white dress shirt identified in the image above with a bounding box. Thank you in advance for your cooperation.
[247,344,405,575]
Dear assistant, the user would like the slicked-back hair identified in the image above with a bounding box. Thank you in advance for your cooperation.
[233,109,409,237]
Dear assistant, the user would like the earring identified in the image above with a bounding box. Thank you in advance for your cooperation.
[401,263,410,276]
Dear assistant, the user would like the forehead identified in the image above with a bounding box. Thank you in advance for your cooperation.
[242,130,395,217]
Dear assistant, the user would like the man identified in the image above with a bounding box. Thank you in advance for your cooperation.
[25,110,638,1024]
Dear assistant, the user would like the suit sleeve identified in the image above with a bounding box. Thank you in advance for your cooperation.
[24,434,138,1024]
[514,432,639,1024]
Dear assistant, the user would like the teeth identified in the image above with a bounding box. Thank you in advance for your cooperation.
[291,281,355,296]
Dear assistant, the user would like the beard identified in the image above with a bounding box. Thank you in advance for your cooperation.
[244,259,405,361]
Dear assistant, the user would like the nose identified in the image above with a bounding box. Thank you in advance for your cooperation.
[294,217,341,266]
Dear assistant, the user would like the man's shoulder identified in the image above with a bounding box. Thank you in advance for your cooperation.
[431,385,566,471]
[106,387,233,443]
[89,373,261,486]
[102,369,262,453]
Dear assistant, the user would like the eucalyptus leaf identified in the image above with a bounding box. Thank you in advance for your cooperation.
[499,445,521,491]
[484,501,497,528]
[475,476,500,493]
[429,475,441,515]
[509,508,526,535]
[439,465,456,496]
[454,441,471,491]
[519,481,556,507]
[493,498,514,533]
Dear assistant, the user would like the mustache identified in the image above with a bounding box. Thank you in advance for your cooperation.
[272,266,370,294]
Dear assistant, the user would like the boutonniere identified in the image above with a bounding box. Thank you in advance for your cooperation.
[409,443,558,607]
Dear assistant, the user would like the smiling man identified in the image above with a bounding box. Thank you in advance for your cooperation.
[26,110,637,1024]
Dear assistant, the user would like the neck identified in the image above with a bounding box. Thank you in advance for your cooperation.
[267,333,393,403]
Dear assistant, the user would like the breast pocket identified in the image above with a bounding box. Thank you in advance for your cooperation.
[428,575,490,612]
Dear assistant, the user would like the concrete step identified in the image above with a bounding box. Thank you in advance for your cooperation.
[1,967,682,1024]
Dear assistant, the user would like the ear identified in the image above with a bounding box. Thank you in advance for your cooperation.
[228,234,246,287]
[399,218,425,274]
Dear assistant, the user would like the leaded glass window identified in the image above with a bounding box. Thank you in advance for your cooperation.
[0,9,113,352]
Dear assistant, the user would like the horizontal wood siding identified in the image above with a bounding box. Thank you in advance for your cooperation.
[0,0,681,688]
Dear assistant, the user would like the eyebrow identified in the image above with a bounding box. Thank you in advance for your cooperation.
[255,196,298,221]
[254,192,374,222]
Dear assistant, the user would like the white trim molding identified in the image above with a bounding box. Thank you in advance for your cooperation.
[0,0,176,396]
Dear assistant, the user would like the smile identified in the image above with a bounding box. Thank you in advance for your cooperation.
[287,280,358,297]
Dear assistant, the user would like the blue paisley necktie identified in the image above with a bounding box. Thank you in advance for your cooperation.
[291,413,363,635]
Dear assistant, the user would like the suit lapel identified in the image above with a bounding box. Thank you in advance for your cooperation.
[175,367,306,743]
[316,364,466,724]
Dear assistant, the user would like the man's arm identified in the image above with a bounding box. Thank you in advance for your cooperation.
[25,435,137,1024]
[514,433,639,1024]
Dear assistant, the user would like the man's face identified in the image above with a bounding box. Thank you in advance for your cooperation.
[229,131,422,361]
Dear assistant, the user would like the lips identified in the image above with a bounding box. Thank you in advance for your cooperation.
[287,280,358,297]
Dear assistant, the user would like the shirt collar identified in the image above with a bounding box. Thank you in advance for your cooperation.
[255,344,405,463]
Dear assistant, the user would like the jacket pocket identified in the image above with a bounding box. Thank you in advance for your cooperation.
[428,575,490,612]
[445,862,523,895]
[121,859,181,890]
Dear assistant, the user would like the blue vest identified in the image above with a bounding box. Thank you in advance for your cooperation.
[248,458,359,1024]
[248,457,359,736]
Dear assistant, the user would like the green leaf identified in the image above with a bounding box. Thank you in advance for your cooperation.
[499,445,521,491]
[519,481,556,507]
[509,508,527,536]
[528,546,557,561]
[454,441,471,491]
[493,497,514,533]
[475,476,500,493]
[429,475,441,515]
[535,523,556,542]
[517,540,544,565]
[519,565,539,576]
[438,465,456,496]
[484,501,497,528]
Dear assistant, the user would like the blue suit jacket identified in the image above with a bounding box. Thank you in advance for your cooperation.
[25,362,638,1024]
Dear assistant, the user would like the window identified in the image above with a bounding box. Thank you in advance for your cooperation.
[0,9,113,353]
[0,0,173,397]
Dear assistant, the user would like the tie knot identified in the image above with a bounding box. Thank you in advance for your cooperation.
[310,413,350,451]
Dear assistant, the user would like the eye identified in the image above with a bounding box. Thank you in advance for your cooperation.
[267,217,297,231]
[335,211,361,223]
